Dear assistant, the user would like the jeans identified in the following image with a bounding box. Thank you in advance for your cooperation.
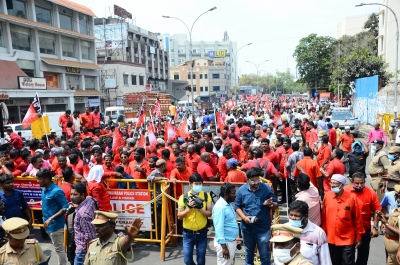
[74,252,86,265]
[183,229,208,265]
[49,228,67,265]
[356,230,371,265]
[328,243,355,265]
[242,229,271,265]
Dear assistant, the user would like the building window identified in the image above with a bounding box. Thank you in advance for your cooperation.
[381,37,384,52]
[35,5,51,25]
[200,87,203,92]
[59,8,73,31]
[205,74,208,79]
[200,74,203,79]
[212,74,220,79]
[205,86,208,91]
[171,59,174,63]
[81,40,92,60]
[171,48,174,52]
[16,59,35,77]
[123,74,128,85]
[0,23,4,47]
[38,30,56,55]
[139,76,144,85]
[213,86,220,91]
[10,24,31,51]
[188,74,191,79]
[192,74,196,79]
[62,36,76,57]
[79,14,89,35]
[193,87,196,92]
[174,74,179,80]
[225,74,226,79]
[131,75,137,85]
[8,0,27,19]
[44,73,59,88]
[382,13,385,27]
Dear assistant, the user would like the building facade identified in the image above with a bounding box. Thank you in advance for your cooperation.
[162,34,237,87]
[0,0,102,122]
[337,14,369,38]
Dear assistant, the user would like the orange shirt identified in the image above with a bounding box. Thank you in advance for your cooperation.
[344,185,382,231]
[208,152,218,175]
[322,190,365,245]
[58,114,72,133]
[324,158,345,192]
[218,156,229,182]
[225,169,247,183]
[339,133,354,152]
[81,113,94,130]
[170,167,193,199]
[188,153,201,173]
[92,112,101,128]
[279,148,293,178]
[127,160,151,189]
[316,144,331,167]
[293,157,321,188]
[263,148,279,166]
[102,164,118,189]
[239,149,249,164]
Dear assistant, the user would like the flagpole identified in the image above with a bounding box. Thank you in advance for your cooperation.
[149,106,156,132]
[134,97,145,135]
[213,107,217,129]
[36,93,51,149]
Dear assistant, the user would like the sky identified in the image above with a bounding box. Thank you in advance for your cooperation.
[84,0,380,77]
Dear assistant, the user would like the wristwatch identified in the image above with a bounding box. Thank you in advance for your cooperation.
[372,226,379,230]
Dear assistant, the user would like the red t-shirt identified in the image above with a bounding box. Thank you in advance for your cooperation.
[197,161,214,181]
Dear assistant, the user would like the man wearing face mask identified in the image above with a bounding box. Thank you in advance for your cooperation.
[322,174,364,265]
[344,141,369,180]
[294,130,306,152]
[368,140,390,202]
[381,147,400,194]
[344,172,381,265]
[177,173,212,265]
[270,224,312,265]
[274,200,330,265]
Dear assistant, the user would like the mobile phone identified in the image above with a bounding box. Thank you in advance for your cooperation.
[266,197,273,202]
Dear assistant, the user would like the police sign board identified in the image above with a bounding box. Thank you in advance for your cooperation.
[18,77,47,90]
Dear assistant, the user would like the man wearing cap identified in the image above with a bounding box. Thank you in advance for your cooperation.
[368,139,390,202]
[85,211,142,265]
[381,146,400,194]
[0,217,48,265]
[225,158,246,183]
[270,224,312,265]
[6,127,23,149]
[322,174,364,265]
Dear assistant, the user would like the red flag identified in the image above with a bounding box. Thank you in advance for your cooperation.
[164,123,177,143]
[137,134,146,148]
[147,125,158,151]
[226,99,234,110]
[136,102,145,127]
[153,98,161,119]
[177,119,189,139]
[273,110,282,127]
[22,94,42,128]
[112,127,124,153]
[215,112,225,132]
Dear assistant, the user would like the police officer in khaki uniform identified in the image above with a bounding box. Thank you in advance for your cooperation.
[270,224,312,265]
[84,211,142,265]
[378,184,400,265]
[368,139,390,202]
[382,146,400,193]
[0,217,48,265]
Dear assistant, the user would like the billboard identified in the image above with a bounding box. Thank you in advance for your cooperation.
[114,4,132,19]
[18,77,47,90]
[208,50,226,58]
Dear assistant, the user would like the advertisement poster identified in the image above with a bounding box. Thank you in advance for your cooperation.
[108,189,152,231]
[14,179,42,209]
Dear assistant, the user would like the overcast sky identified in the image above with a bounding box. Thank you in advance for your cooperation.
[86,0,380,77]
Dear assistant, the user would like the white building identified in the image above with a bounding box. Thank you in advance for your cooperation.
[337,14,369,38]
[0,0,102,122]
[162,34,237,87]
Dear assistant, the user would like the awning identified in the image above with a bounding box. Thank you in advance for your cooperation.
[74,90,104,97]
[41,58,102,70]
[0,60,27,89]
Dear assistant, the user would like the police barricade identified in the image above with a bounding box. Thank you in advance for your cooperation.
[163,179,280,261]
[103,178,174,261]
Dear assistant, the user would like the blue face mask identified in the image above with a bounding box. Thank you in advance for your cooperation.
[288,218,303,228]
[296,136,302,141]
[388,154,396,161]
[372,146,377,152]
[192,185,202,194]
[331,186,341,193]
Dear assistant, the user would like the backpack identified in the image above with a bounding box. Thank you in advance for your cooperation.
[255,159,269,180]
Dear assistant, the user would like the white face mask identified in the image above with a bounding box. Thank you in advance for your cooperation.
[274,243,298,263]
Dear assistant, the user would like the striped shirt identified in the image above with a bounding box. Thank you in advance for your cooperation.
[74,197,98,253]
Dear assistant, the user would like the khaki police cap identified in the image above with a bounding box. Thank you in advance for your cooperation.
[317,130,327,137]
[270,224,303,243]
[91,211,118,225]
[389,146,400,154]
[2,217,30,239]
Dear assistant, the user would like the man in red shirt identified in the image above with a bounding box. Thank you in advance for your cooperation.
[58,110,72,140]
[225,158,247,182]
[241,147,280,178]
[187,144,201,173]
[102,154,122,189]
[197,153,217,181]
[306,121,318,149]
[226,133,242,156]
[320,148,345,193]
[239,139,251,164]
[261,139,279,166]
[327,123,337,147]
[277,138,294,203]
[127,147,150,189]
[81,107,94,132]
[293,147,323,192]
[315,136,331,168]
[218,148,233,182]
[6,128,23,149]
[322,174,364,265]
[170,156,193,199]
[344,172,381,265]
[91,107,101,131]
[337,126,355,174]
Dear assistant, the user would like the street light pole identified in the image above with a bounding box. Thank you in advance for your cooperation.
[163,7,217,113]
[356,3,398,116]
[246,60,269,93]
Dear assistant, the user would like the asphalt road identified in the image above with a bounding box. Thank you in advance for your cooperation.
[37,137,387,265]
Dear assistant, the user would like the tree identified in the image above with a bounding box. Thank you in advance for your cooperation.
[331,48,392,95]
[293,34,337,89]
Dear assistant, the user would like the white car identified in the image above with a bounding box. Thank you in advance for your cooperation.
[4,123,32,140]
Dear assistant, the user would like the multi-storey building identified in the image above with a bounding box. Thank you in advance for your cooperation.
[0,0,102,121]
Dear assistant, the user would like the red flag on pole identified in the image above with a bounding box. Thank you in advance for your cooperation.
[215,112,225,132]
[112,127,124,153]
[136,102,145,127]
[147,125,158,151]
[153,98,162,119]
[136,134,146,148]
[22,94,42,128]
[177,119,189,139]
[164,123,177,143]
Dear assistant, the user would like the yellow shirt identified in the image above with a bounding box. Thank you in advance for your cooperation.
[178,190,212,231]
[0,242,47,265]
[169,105,176,116]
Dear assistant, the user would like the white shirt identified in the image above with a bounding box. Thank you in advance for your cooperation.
[72,117,81,133]
[246,115,255,125]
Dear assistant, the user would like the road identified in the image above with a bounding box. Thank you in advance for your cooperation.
[37,138,387,265]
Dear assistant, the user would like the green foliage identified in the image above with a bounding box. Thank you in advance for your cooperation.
[364,13,379,39]
[293,34,337,89]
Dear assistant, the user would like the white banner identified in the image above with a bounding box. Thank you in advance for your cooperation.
[18,77,47,90]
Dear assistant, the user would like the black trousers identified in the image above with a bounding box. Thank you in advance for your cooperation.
[328,243,355,265]
[355,230,371,265]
